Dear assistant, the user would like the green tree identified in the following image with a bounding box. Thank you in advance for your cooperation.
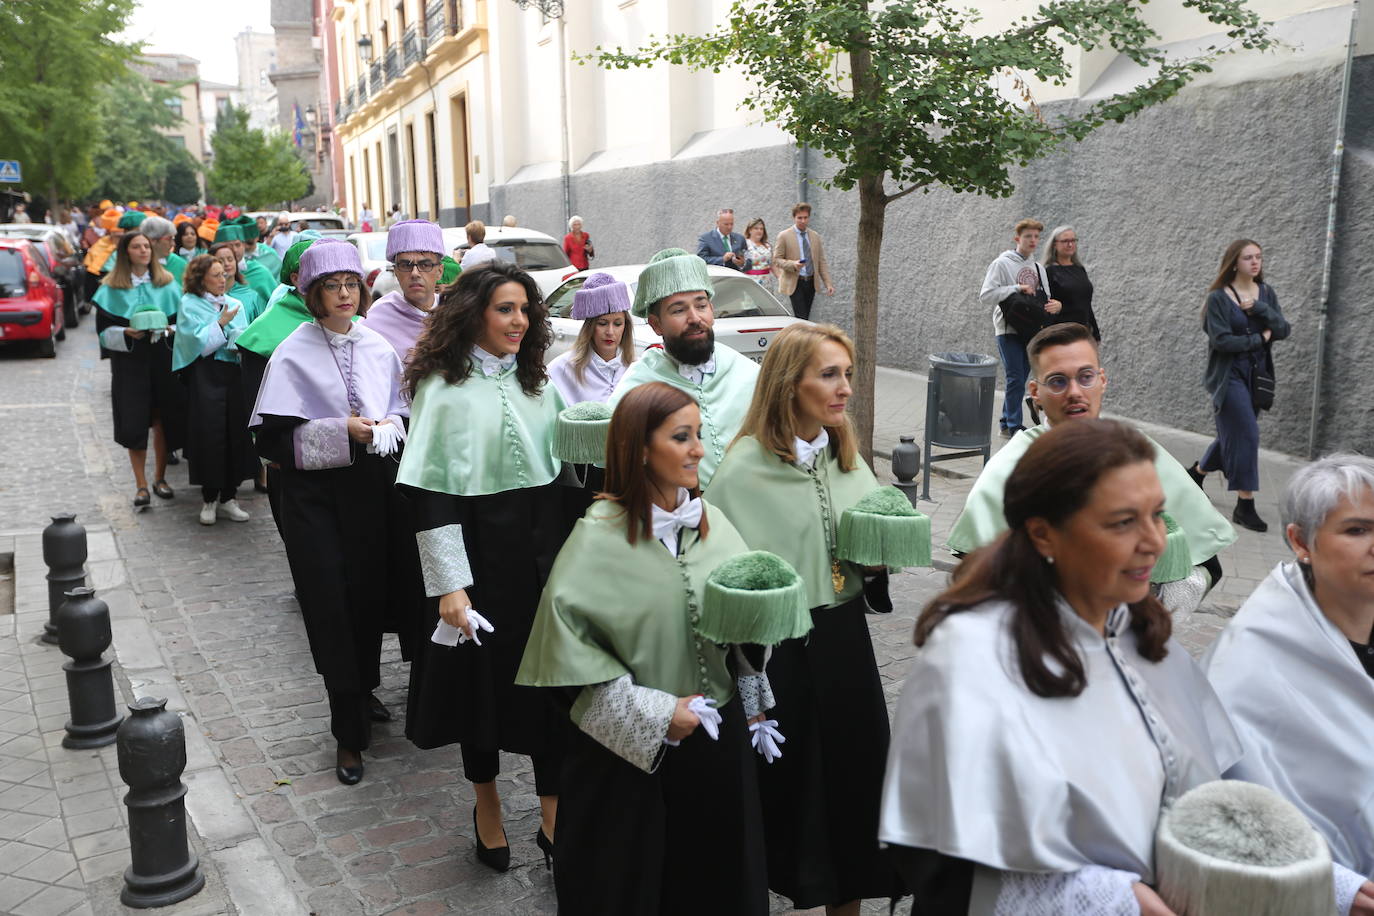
[207,105,309,207]
[0,0,137,203]
[89,71,201,202]
[589,0,1273,456]
[163,158,200,204]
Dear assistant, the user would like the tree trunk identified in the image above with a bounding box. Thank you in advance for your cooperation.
[851,174,886,465]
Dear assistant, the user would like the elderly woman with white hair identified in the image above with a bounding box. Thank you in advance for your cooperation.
[140,216,188,284]
[562,215,593,272]
[1042,225,1099,341]
[1204,453,1374,915]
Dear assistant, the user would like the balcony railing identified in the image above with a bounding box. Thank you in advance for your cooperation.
[384,43,400,82]
[424,0,462,53]
[403,26,420,66]
[369,59,383,94]
[356,75,369,104]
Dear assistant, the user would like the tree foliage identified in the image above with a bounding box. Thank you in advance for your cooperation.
[89,70,201,203]
[588,0,1274,455]
[0,0,138,201]
[207,105,310,207]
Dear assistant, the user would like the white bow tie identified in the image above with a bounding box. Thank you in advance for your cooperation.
[473,346,515,377]
[793,429,830,468]
[651,493,703,544]
[327,326,364,348]
[131,272,151,287]
[205,293,229,307]
[676,354,717,386]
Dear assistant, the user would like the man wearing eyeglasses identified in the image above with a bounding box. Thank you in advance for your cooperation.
[947,322,1236,604]
[363,220,446,365]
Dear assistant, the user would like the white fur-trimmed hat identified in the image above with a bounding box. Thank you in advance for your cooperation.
[1155,780,1335,916]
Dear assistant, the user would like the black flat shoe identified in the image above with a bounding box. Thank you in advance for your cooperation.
[133,487,150,507]
[368,693,391,723]
[166,451,180,466]
[473,807,510,872]
[534,827,553,869]
[1187,462,1207,489]
[335,747,364,785]
[152,479,175,500]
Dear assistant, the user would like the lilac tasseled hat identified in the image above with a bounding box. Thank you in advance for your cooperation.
[571,272,632,320]
[386,220,445,260]
[297,239,364,293]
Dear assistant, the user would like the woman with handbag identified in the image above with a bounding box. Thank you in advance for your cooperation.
[1188,239,1290,532]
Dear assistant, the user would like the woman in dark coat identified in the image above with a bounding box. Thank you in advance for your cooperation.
[1042,225,1100,341]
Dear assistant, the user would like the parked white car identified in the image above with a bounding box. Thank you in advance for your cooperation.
[543,265,806,363]
[368,226,575,302]
[344,232,393,300]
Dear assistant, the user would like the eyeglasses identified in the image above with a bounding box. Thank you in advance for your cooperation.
[392,259,438,274]
[322,280,362,293]
[1040,368,1101,395]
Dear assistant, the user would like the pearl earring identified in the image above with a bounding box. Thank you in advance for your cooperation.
[1045,556,1055,565]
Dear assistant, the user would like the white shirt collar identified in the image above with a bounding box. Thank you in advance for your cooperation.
[650,488,704,556]
[793,428,830,468]
[675,352,717,386]
[320,321,364,347]
[130,270,151,287]
[472,344,516,377]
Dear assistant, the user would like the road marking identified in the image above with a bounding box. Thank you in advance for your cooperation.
[0,402,73,410]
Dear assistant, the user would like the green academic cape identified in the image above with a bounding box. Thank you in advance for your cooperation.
[228,282,266,324]
[242,259,276,304]
[173,293,248,372]
[397,360,567,497]
[609,345,759,488]
[706,435,877,610]
[91,279,181,321]
[517,498,747,706]
[162,253,187,283]
[946,421,1237,563]
[249,244,282,279]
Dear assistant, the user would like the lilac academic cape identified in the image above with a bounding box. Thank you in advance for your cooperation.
[362,291,433,364]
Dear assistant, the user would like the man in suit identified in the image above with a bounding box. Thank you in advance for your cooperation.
[696,208,751,272]
[773,202,835,321]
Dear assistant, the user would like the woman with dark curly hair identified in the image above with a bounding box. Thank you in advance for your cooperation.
[396,260,567,873]
[880,419,1242,915]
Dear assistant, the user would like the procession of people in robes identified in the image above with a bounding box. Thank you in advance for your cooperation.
[75,201,1374,915]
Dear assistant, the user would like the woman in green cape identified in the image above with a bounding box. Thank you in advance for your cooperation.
[395,261,568,874]
[91,231,187,507]
[706,323,904,915]
[517,381,769,915]
[208,243,267,324]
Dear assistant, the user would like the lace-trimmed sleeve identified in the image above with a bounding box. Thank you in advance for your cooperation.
[730,644,775,718]
[991,865,1141,916]
[415,524,473,597]
[571,675,677,774]
[292,418,352,470]
[1334,861,1368,915]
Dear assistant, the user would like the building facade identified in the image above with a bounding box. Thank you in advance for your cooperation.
[233,29,280,132]
[131,53,208,195]
[271,0,334,208]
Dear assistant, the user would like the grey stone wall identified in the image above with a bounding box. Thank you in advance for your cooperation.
[491,59,1371,457]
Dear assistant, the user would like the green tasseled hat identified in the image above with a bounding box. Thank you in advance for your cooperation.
[439,255,461,285]
[117,210,147,230]
[213,221,242,243]
[698,551,812,646]
[280,237,318,285]
[129,307,168,331]
[1151,512,1193,584]
[837,487,933,569]
[552,401,613,465]
[631,248,713,318]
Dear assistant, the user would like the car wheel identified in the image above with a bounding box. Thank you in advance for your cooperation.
[63,288,78,328]
[38,330,57,358]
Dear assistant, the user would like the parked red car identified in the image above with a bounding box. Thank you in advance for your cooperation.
[0,238,65,358]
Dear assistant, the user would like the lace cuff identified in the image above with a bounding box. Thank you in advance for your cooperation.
[1334,861,1368,915]
[100,326,134,352]
[992,865,1140,916]
[416,524,473,597]
[571,675,676,774]
[736,674,776,718]
[292,418,351,470]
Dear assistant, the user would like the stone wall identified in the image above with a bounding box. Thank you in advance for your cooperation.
[490,59,1371,457]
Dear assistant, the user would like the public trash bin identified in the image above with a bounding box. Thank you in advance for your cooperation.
[922,352,998,499]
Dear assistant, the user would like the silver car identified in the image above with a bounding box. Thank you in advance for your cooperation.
[543,265,807,363]
[369,226,575,302]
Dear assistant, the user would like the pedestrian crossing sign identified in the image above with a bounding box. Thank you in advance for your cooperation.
[0,160,20,183]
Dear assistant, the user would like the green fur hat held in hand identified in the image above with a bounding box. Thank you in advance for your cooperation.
[837,487,933,569]
[632,248,713,318]
[698,550,812,646]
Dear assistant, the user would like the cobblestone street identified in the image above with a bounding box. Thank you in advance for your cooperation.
[0,323,1300,915]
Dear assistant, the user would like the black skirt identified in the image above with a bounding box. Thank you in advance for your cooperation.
[758,595,904,908]
[97,309,187,452]
[554,695,769,916]
[403,482,568,756]
[183,358,256,491]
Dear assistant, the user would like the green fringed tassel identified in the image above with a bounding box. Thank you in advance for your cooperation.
[130,309,168,331]
[836,487,933,569]
[698,551,812,646]
[1151,512,1193,584]
[553,401,613,465]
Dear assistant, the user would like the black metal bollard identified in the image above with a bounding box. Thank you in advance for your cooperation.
[57,587,123,749]
[42,513,87,645]
[117,698,205,908]
[891,435,922,507]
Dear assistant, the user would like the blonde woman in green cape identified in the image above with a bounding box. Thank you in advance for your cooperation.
[517,381,769,915]
[706,323,904,914]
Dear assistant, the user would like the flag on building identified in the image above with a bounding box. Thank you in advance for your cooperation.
[293,104,305,148]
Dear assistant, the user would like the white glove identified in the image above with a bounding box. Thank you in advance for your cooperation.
[749,719,785,763]
[368,420,403,456]
[663,696,722,746]
[429,608,495,647]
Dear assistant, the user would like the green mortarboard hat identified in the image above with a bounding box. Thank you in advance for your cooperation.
[1150,512,1193,584]
[552,401,613,465]
[214,221,242,243]
[117,210,147,230]
[698,551,812,646]
[439,255,461,285]
[631,248,713,318]
[836,487,933,569]
[280,237,318,285]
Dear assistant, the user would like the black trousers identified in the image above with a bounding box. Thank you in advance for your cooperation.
[200,486,236,503]
[460,745,561,796]
[328,689,371,751]
[790,275,817,320]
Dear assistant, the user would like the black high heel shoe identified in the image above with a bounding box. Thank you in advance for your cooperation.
[534,826,553,869]
[473,807,510,872]
[335,746,363,785]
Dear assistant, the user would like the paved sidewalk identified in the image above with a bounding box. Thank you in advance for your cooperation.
[0,330,1306,915]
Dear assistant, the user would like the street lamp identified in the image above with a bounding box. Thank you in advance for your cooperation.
[305,105,317,127]
[357,34,373,63]
[513,0,564,16]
